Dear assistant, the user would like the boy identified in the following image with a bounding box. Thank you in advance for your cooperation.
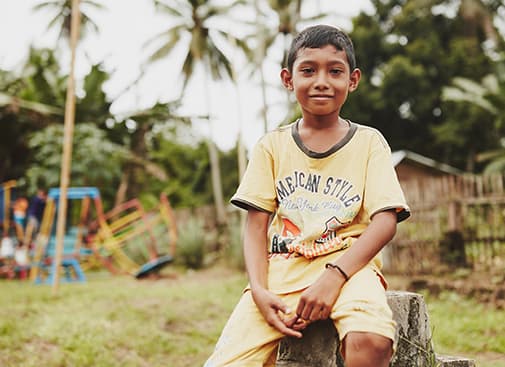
[205,24,410,367]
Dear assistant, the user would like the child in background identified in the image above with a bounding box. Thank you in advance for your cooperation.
[24,188,47,247]
[12,197,28,243]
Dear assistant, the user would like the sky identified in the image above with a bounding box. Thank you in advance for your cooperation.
[0,0,373,151]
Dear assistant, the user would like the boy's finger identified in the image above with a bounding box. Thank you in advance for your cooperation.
[295,299,306,319]
[298,303,315,321]
[292,318,310,331]
[282,313,299,328]
[273,319,303,338]
[309,306,325,321]
[270,295,289,314]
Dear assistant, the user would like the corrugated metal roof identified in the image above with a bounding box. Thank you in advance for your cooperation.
[391,150,463,175]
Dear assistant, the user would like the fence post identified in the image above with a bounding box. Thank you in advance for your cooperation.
[447,200,462,232]
[441,200,467,267]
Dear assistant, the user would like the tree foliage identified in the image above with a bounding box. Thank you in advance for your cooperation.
[4,0,505,214]
[344,0,505,171]
[26,123,123,204]
[0,48,64,183]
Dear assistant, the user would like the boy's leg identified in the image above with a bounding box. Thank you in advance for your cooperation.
[341,332,393,367]
[330,266,396,367]
[205,289,294,367]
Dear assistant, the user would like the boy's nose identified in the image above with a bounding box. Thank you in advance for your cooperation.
[314,72,330,89]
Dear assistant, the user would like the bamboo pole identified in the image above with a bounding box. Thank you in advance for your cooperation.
[1,180,16,237]
[52,0,81,295]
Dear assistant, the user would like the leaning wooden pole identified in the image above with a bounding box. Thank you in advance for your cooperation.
[52,0,81,295]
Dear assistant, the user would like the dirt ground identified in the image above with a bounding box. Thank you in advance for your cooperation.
[387,267,505,309]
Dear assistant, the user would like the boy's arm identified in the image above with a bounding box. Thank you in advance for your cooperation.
[294,210,397,323]
[244,208,303,338]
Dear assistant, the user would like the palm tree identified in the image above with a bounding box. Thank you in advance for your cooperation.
[145,0,249,226]
[33,0,104,42]
[248,0,330,130]
[267,0,302,65]
[32,0,178,204]
[261,0,303,121]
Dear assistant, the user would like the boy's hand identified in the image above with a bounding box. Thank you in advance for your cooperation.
[283,312,312,331]
[251,287,303,338]
[295,269,346,323]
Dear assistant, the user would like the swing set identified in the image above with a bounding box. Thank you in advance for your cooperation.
[28,187,178,284]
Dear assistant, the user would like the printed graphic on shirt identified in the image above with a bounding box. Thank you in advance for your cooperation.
[270,171,360,259]
[276,171,361,208]
[316,216,344,244]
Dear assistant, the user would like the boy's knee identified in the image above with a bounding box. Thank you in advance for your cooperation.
[342,332,393,365]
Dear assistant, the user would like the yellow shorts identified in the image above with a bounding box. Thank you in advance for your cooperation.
[204,265,396,367]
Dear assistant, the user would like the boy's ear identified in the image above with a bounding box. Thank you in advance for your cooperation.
[280,68,293,91]
[348,68,361,92]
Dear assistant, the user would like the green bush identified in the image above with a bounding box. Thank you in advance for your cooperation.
[224,214,245,271]
[175,216,206,269]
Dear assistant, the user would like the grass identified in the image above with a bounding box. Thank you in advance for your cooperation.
[0,266,245,367]
[1,265,504,366]
[425,291,505,367]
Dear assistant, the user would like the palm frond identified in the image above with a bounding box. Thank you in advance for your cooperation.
[82,0,106,10]
[121,149,169,181]
[32,1,61,11]
[154,0,188,17]
[442,77,498,114]
[452,77,488,95]
[181,52,195,86]
[0,92,63,115]
[483,155,505,174]
[476,149,505,162]
[208,45,233,81]
[142,25,185,56]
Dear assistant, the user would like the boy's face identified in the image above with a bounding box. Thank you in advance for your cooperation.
[281,45,360,119]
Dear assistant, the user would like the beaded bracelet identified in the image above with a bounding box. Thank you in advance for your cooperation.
[325,263,350,282]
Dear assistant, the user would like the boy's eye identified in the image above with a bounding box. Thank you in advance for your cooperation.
[301,67,314,74]
[330,69,343,75]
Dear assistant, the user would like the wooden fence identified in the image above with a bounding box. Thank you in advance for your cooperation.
[386,174,505,275]
[173,175,505,275]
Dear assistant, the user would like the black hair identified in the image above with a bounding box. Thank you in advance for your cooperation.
[286,25,356,73]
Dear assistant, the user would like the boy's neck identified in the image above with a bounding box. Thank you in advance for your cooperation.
[297,116,350,154]
[299,115,346,130]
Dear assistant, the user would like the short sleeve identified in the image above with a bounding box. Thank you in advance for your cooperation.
[230,138,277,213]
[363,133,410,222]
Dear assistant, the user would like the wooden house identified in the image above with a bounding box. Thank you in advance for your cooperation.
[391,150,463,183]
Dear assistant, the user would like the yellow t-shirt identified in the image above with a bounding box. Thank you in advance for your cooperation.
[231,120,410,294]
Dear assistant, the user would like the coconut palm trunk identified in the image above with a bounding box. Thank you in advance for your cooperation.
[202,67,227,226]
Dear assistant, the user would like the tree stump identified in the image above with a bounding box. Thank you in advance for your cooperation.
[276,291,476,367]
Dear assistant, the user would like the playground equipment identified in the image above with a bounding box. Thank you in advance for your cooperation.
[29,187,177,284]
[1,180,17,239]
[89,193,177,278]
[29,187,101,284]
